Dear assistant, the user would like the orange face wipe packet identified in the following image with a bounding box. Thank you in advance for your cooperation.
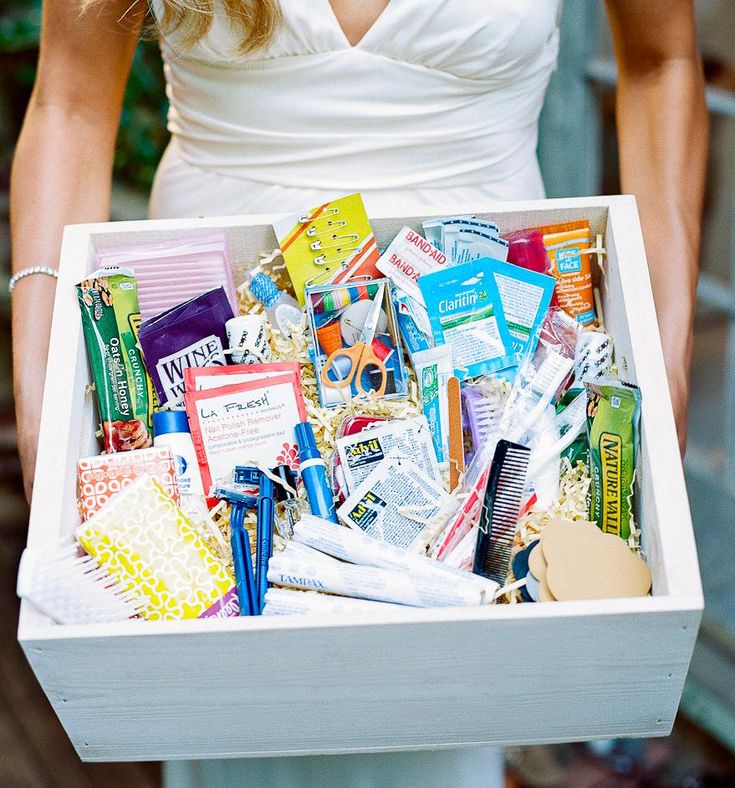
[535,220,595,326]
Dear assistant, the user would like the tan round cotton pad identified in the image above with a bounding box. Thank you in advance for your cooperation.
[528,541,548,581]
[542,521,652,601]
[539,575,556,602]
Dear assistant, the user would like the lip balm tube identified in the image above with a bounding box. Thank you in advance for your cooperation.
[262,588,406,616]
[267,554,486,607]
[412,344,453,463]
[294,514,499,598]
[295,422,338,523]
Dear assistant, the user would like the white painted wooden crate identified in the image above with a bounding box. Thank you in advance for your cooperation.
[19,196,703,762]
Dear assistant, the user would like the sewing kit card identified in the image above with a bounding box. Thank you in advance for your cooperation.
[273,193,380,304]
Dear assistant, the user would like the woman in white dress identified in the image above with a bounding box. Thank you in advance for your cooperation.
[10,1,706,786]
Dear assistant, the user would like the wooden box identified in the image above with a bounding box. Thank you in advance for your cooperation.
[18,196,703,762]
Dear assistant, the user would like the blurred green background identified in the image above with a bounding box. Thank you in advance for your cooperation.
[0,0,168,191]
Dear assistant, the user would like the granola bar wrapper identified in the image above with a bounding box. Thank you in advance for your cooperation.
[77,267,154,452]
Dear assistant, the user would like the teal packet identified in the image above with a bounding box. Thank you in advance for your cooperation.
[487,258,555,362]
[418,258,515,380]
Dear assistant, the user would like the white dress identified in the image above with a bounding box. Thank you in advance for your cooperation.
[152,1,560,784]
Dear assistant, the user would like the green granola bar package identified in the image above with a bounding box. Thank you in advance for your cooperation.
[586,378,641,540]
[77,268,153,452]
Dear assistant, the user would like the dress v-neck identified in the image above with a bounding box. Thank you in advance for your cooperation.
[323,0,394,49]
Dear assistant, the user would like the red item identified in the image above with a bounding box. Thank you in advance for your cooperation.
[504,228,559,307]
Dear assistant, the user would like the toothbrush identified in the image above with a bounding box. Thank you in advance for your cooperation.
[527,390,587,475]
[503,349,574,442]
[461,386,504,462]
[17,541,143,624]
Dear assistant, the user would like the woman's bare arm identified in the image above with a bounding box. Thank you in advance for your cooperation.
[11,0,142,500]
[605,0,708,450]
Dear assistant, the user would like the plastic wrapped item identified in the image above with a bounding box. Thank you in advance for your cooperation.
[95,234,238,320]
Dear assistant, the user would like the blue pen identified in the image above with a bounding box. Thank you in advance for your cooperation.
[295,421,338,523]
[255,472,275,614]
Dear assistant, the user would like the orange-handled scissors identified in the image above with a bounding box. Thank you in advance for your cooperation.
[321,283,388,397]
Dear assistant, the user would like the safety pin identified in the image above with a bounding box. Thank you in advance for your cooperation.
[299,207,339,223]
[313,247,359,266]
[306,220,347,237]
[309,233,359,252]
[304,266,342,289]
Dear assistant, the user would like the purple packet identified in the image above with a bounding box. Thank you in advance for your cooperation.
[139,287,235,406]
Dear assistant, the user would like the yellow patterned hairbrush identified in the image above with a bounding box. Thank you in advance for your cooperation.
[76,475,236,620]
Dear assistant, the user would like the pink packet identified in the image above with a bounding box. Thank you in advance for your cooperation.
[94,234,238,320]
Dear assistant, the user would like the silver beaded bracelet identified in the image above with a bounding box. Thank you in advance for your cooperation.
[8,266,59,294]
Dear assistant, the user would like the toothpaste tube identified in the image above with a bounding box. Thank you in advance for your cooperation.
[487,258,556,360]
[412,344,453,463]
[76,267,153,452]
[293,514,499,598]
[262,588,407,616]
[376,226,448,305]
[267,554,487,607]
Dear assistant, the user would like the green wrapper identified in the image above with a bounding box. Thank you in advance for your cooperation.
[586,378,641,540]
[77,268,153,452]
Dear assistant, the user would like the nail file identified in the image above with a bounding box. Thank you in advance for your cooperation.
[448,376,465,492]
[472,439,531,584]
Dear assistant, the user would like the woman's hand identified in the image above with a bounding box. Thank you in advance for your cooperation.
[606,0,707,456]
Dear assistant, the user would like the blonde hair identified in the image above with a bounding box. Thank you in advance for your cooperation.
[82,1,282,53]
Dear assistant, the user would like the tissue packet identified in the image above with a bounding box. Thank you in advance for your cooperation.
[77,446,180,521]
[139,287,234,407]
[95,234,238,321]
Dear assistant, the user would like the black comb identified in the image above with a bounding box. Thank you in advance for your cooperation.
[472,440,531,583]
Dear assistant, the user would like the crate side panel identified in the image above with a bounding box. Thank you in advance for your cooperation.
[23,609,699,762]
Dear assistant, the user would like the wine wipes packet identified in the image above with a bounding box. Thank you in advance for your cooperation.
[139,287,234,407]
[76,267,153,452]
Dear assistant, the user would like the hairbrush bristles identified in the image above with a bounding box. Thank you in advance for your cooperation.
[17,540,143,624]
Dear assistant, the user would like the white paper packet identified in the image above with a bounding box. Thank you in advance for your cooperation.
[294,514,498,599]
[336,455,451,552]
[336,416,441,494]
[267,554,485,607]
[262,588,406,616]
